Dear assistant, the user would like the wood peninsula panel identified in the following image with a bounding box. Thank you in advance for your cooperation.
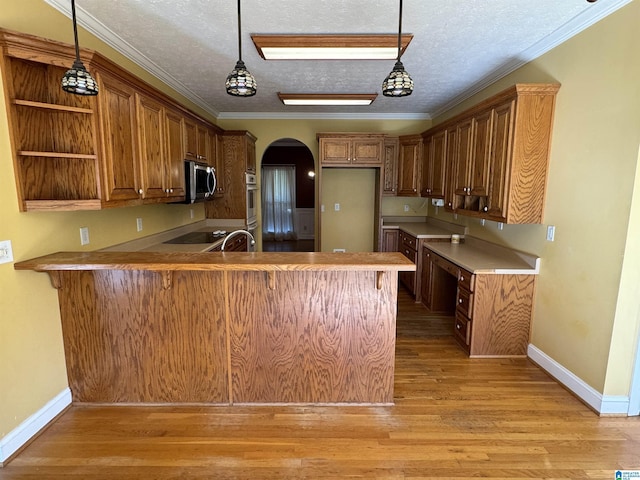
[469,274,535,357]
[57,270,228,403]
[227,270,397,404]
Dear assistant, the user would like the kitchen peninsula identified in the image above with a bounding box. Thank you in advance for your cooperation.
[14,251,414,405]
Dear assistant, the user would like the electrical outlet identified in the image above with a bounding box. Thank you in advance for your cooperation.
[334,203,340,211]
[546,225,556,242]
[404,204,410,212]
[79,227,90,246]
[136,217,143,232]
[333,248,346,253]
[189,209,194,219]
[321,204,325,212]
[497,222,504,230]
[0,240,14,264]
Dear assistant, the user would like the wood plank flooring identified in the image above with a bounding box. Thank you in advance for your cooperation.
[1,287,639,479]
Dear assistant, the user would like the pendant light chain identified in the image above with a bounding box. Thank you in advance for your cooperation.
[71,0,81,62]
[237,0,242,63]
[396,0,403,62]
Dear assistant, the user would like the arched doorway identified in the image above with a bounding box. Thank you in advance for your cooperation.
[261,138,315,252]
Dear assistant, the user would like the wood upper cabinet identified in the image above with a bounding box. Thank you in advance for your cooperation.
[397,134,423,196]
[136,93,166,200]
[382,137,399,196]
[205,130,257,220]
[207,129,225,197]
[421,129,447,198]
[184,117,209,163]
[317,134,385,166]
[0,29,227,210]
[164,107,186,200]
[97,71,141,203]
[451,118,474,207]
[425,83,559,223]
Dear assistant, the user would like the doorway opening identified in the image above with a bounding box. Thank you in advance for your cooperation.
[261,138,315,252]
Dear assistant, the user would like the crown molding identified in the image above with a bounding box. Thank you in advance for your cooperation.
[429,0,633,119]
[216,111,431,120]
[44,0,220,118]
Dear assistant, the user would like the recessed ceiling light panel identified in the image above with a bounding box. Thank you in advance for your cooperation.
[278,93,378,106]
[252,34,412,60]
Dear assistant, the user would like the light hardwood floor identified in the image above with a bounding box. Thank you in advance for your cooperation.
[1,288,639,479]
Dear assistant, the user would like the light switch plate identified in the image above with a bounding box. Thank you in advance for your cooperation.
[80,227,90,246]
[334,203,340,211]
[0,240,14,264]
[136,217,143,232]
[546,225,556,241]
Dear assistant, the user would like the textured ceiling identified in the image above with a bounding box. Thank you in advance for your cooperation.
[47,0,631,119]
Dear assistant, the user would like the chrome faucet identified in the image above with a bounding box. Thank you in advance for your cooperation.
[221,229,256,251]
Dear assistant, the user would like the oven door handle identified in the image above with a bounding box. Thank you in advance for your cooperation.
[206,167,216,197]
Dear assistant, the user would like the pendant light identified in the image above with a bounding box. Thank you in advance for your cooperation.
[61,0,98,96]
[382,0,413,97]
[226,0,257,97]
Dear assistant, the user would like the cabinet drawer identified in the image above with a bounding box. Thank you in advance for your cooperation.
[456,287,473,318]
[458,268,474,291]
[399,231,418,250]
[454,312,471,346]
[431,252,459,278]
[401,246,417,263]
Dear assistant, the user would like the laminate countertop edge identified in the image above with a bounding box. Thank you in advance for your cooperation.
[14,251,416,272]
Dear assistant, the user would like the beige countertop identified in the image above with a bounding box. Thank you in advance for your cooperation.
[424,236,540,275]
[101,219,248,253]
[381,216,467,239]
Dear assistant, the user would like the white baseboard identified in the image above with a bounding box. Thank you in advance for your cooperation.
[528,345,631,415]
[0,388,72,464]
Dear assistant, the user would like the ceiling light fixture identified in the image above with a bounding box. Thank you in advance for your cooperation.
[382,0,413,97]
[61,0,98,96]
[251,34,412,60]
[226,0,256,97]
[278,93,378,106]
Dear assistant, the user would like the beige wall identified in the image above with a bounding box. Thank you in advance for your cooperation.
[0,0,210,440]
[428,1,640,395]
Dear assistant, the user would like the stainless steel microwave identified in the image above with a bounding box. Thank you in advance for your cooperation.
[184,160,216,203]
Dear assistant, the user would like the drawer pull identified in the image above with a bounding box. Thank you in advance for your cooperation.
[460,276,464,282]
[456,323,461,329]
[459,298,463,304]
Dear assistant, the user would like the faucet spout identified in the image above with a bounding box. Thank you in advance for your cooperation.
[221,229,256,251]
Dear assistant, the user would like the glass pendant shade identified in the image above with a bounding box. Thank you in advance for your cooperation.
[62,59,99,96]
[226,60,257,97]
[61,0,98,96]
[382,60,413,97]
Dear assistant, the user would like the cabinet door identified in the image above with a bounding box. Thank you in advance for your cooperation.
[397,136,422,196]
[319,138,351,165]
[420,136,431,196]
[246,135,256,173]
[351,138,383,165]
[453,118,474,198]
[444,126,458,210]
[136,93,166,200]
[487,101,515,222]
[98,72,141,202]
[196,124,209,162]
[382,137,399,195]
[211,131,226,196]
[381,229,398,252]
[423,129,447,198]
[470,110,493,197]
[420,247,432,309]
[165,108,186,200]
[183,117,198,161]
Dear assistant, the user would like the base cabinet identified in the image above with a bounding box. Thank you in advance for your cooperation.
[428,249,535,357]
[398,231,418,295]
